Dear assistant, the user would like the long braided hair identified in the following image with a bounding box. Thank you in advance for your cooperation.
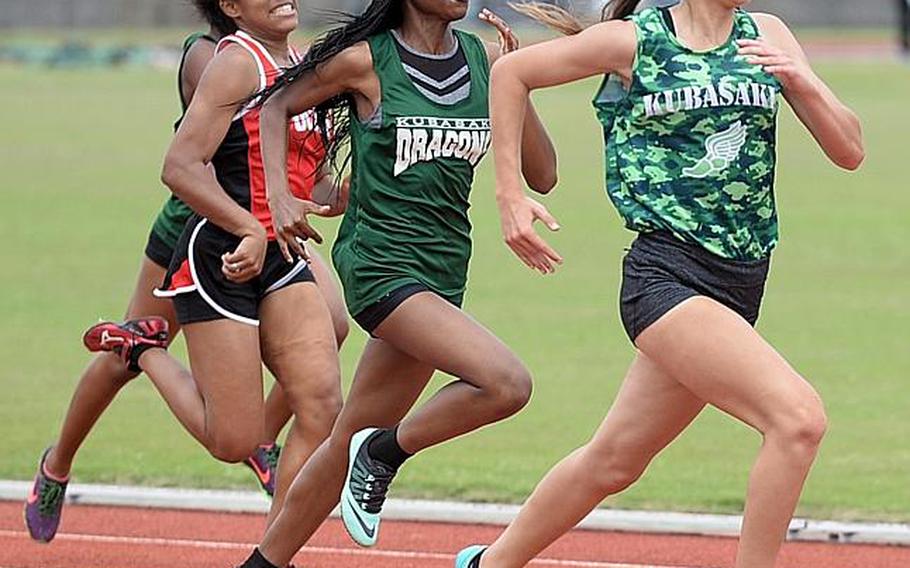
[190,0,238,36]
[510,0,643,36]
[257,0,406,172]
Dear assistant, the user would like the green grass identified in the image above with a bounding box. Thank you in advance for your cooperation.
[1,62,908,523]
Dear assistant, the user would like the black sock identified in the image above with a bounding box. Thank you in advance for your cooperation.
[367,426,412,470]
[238,548,279,568]
[128,344,162,373]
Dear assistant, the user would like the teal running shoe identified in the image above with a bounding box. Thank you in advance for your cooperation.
[340,428,398,547]
[455,545,488,568]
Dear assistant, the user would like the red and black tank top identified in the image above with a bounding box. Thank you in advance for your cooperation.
[212,31,326,239]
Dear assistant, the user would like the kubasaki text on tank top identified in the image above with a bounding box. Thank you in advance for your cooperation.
[643,79,779,118]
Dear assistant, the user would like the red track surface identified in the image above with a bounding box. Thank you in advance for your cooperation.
[1,501,908,568]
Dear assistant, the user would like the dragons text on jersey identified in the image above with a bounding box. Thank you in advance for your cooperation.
[394,116,491,176]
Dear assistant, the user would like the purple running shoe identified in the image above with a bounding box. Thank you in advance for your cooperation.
[24,447,69,543]
[243,443,281,497]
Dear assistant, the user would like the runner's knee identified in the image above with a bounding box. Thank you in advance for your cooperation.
[95,352,139,385]
[579,443,648,495]
[764,379,828,454]
[485,359,533,418]
[280,356,342,425]
[265,341,342,431]
[208,431,260,464]
[770,404,827,454]
[297,383,343,439]
[591,462,646,496]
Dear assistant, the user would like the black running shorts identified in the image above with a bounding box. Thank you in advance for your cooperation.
[156,216,315,326]
[620,231,770,343]
[144,229,177,270]
[352,283,463,336]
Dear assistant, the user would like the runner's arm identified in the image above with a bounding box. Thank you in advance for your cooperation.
[490,21,636,274]
[482,13,558,194]
[180,38,217,106]
[260,43,376,260]
[161,46,263,240]
[748,14,864,170]
[311,167,350,218]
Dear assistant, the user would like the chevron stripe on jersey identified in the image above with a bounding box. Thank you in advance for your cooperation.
[392,30,472,106]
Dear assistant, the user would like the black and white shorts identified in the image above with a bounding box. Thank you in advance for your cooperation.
[620,231,771,343]
[155,216,315,326]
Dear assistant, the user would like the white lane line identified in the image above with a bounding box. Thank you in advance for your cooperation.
[0,529,690,568]
[4,481,908,546]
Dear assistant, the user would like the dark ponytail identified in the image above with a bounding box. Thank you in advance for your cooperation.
[256,0,405,172]
[606,0,645,20]
[510,0,642,36]
[190,0,238,37]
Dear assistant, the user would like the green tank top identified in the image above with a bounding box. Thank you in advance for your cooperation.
[150,32,213,251]
[596,8,781,260]
[332,30,491,317]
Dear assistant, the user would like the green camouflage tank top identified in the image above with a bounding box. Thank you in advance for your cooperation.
[597,8,781,260]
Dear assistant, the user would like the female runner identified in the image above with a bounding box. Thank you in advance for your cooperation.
[24,4,284,544]
[235,3,557,567]
[25,1,352,543]
[79,0,346,526]
[456,1,863,567]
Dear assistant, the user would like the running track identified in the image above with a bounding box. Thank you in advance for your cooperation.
[2,502,908,568]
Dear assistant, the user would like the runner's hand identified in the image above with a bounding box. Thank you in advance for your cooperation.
[270,194,330,262]
[498,195,563,275]
[222,230,267,283]
[480,8,520,55]
[738,38,815,96]
[313,175,351,217]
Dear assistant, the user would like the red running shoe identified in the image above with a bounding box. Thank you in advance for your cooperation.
[83,317,169,372]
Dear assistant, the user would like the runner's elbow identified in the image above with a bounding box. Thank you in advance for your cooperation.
[161,153,192,197]
[831,143,864,171]
[527,168,558,195]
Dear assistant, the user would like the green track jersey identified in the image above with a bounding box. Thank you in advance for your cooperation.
[333,30,491,317]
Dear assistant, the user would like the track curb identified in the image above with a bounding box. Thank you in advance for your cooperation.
[3,480,908,546]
